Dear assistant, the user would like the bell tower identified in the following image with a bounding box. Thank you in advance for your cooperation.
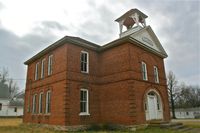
[115,9,148,38]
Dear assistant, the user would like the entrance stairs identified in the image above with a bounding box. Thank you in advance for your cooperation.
[149,120,200,133]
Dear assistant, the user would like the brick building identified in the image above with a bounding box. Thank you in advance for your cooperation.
[23,9,170,127]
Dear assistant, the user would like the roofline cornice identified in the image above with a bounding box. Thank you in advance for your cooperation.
[24,34,167,65]
[24,36,100,65]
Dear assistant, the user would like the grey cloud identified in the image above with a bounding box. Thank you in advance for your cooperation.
[0,2,4,11]
[0,0,199,87]
[0,22,60,89]
[84,0,200,85]
[40,21,68,31]
[155,2,200,82]
[75,4,118,44]
[118,0,200,85]
[0,28,28,90]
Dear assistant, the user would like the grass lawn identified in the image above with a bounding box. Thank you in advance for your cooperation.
[172,119,200,128]
[0,118,180,133]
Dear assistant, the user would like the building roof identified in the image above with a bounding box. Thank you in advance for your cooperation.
[24,26,167,65]
[115,8,148,22]
[0,83,10,99]
[24,36,100,65]
[9,99,24,107]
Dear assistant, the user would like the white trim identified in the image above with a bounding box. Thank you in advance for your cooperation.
[38,92,43,114]
[79,89,89,116]
[32,94,37,114]
[35,62,39,80]
[145,89,163,120]
[48,55,53,76]
[142,62,148,80]
[79,112,90,116]
[80,51,89,73]
[154,66,159,83]
[41,59,45,78]
[45,91,51,114]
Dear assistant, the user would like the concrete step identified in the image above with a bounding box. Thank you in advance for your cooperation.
[160,122,183,128]
[148,120,170,127]
[178,127,193,132]
[170,124,185,130]
[149,121,169,124]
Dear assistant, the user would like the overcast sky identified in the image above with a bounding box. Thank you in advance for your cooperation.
[0,0,199,90]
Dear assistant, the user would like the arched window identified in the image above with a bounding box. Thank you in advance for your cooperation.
[39,92,43,113]
[45,90,51,114]
[147,91,161,111]
[32,94,37,114]
[141,62,148,80]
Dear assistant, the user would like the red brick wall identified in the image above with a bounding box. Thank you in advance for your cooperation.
[23,44,68,125]
[65,44,101,125]
[23,41,170,126]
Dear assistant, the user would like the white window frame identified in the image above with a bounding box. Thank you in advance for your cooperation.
[35,62,39,80]
[79,89,90,116]
[80,51,89,73]
[45,91,51,114]
[154,66,159,83]
[32,94,37,114]
[39,92,43,114]
[41,59,45,78]
[142,62,148,81]
[48,55,53,76]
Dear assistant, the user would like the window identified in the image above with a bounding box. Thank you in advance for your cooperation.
[41,59,45,78]
[80,51,89,73]
[154,66,159,83]
[39,92,43,113]
[157,97,160,110]
[14,107,17,112]
[48,55,53,75]
[0,103,2,111]
[32,94,37,114]
[80,89,89,115]
[45,91,51,114]
[141,62,148,80]
[144,99,147,111]
[186,112,189,115]
[35,62,39,80]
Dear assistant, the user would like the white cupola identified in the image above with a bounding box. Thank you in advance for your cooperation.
[115,9,148,38]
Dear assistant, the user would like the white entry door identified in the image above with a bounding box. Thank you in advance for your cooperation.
[148,95,157,120]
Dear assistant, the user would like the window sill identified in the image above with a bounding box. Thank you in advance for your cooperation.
[44,113,51,115]
[79,112,90,116]
[81,71,89,74]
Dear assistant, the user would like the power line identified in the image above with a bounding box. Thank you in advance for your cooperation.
[0,78,26,80]
[10,79,26,80]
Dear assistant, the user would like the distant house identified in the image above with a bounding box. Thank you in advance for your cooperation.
[0,84,24,117]
[172,107,200,119]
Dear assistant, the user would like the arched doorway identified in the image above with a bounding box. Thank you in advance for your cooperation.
[144,89,163,120]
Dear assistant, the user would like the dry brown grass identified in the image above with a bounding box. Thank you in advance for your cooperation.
[0,118,189,133]
[181,120,200,128]
[0,118,22,127]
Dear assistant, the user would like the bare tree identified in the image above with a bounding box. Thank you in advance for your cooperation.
[175,84,200,108]
[0,68,8,84]
[167,71,178,119]
[0,68,19,100]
